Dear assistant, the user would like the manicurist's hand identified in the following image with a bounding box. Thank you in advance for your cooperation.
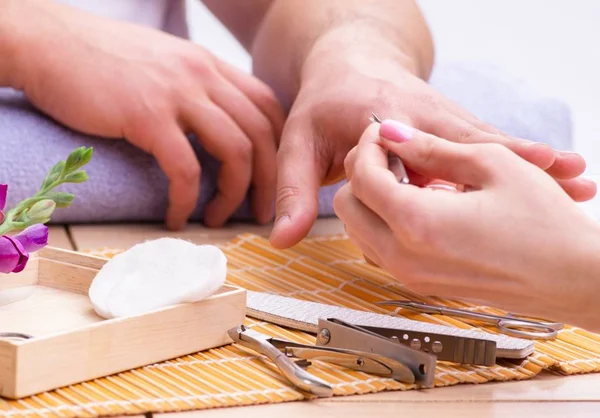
[334,120,600,329]
[5,0,284,230]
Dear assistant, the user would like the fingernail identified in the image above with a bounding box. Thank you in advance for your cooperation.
[364,254,379,267]
[558,150,580,157]
[272,214,290,231]
[380,120,416,143]
[269,215,291,248]
[166,210,185,231]
[526,142,551,148]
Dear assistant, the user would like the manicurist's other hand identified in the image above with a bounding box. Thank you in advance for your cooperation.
[5,0,284,230]
[334,120,600,330]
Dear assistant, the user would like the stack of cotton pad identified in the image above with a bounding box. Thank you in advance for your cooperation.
[88,238,227,319]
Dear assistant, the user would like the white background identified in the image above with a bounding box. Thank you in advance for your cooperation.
[187,0,600,174]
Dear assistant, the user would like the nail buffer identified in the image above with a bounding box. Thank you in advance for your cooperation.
[245,291,535,360]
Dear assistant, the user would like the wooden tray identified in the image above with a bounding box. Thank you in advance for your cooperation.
[0,246,246,399]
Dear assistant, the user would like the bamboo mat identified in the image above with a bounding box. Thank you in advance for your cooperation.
[3,233,600,418]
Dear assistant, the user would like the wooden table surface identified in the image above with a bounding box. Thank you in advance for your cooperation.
[46,219,600,417]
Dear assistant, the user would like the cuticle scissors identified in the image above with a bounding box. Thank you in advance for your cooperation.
[376,300,563,340]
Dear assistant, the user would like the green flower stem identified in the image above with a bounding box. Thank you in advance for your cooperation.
[0,146,92,236]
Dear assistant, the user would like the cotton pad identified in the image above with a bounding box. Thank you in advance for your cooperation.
[88,238,227,319]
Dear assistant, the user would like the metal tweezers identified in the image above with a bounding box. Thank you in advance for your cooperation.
[370,112,410,184]
[228,318,498,397]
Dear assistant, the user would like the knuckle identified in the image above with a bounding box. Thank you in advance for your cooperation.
[370,79,406,111]
[128,99,174,130]
[252,84,281,111]
[484,142,512,157]
[343,148,356,178]
[417,136,438,166]
[332,184,351,218]
[456,124,481,143]
[276,185,302,208]
[396,206,438,248]
[349,165,368,198]
[175,160,201,183]
[179,48,214,78]
[372,92,395,113]
[413,92,441,111]
[470,143,511,168]
[253,118,275,144]
[232,138,254,165]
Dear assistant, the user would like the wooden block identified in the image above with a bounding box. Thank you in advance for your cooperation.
[70,218,345,250]
[0,246,247,399]
[40,246,108,270]
[38,258,103,295]
[0,338,17,397]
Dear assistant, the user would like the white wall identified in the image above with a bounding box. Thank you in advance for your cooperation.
[187,0,600,173]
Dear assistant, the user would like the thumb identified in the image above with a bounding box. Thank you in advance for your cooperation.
[379,119,504,188]
[269,120,326,249]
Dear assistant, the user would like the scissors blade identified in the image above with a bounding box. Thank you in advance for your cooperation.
[376,300,447,315]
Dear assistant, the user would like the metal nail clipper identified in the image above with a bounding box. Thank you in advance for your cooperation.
[228,317,499,396]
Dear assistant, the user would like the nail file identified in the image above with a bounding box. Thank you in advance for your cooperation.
[245,291,534,359]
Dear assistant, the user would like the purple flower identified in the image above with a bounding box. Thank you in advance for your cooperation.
[0,224,48,274]
[0,236,29,274]
[14,224,49,253]
[0,184,6,224]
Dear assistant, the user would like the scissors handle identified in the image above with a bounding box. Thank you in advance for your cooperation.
[497,319,559,340]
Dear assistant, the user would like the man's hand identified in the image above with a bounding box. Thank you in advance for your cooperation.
[229,0,592,249]
[267,35,592,249]
[6,0,285,230]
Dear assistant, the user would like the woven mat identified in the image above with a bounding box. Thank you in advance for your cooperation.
[3,233,600,417]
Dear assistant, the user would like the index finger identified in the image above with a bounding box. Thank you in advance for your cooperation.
[350,124,455,233]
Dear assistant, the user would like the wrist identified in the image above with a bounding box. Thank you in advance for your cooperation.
[252,9,433,112]
[306,23,425,79]
[298,23,428,97]
[541,219,600,330]
[0,0,23,88]
[568,223,600,331]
